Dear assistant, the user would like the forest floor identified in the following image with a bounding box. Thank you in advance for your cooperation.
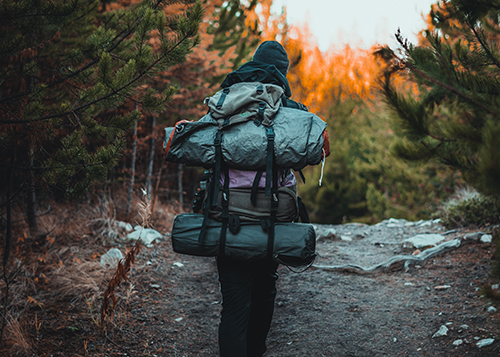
[7,218,500,356]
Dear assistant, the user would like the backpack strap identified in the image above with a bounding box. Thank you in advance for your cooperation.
[198,170,214,246]
[297,196,310,223]
[266,157,279,260]
[250,170,264,205]
[253,101,266,126]
[216,87,230,109]
[219,165,230,256]
[265,126,275,196]
[297,169,306,184]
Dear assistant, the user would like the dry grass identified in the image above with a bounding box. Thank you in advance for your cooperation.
[48,261,109,302]
[4,315,32,356]
[0,188,179,353]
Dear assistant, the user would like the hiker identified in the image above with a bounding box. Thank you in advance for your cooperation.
[165,39,329,356]
[215,41,309,357]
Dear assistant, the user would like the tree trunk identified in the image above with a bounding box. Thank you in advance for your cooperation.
[146,115,156,201]
[26,147,38,236]
[151,159,164,213]
[178,163,184,209]
[125,116,138,218]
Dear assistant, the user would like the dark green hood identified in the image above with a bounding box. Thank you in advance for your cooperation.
[221,61,292,98]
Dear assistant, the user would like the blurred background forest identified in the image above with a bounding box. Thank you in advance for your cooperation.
[1,0,500,354]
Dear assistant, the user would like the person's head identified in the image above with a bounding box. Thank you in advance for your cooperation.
[252,41,289,77]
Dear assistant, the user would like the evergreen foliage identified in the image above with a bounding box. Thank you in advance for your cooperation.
[208,0,260,69]
[377,0,500,201]
[0,0,203,203]
[300,98,458,224]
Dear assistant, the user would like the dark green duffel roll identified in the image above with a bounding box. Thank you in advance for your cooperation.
[171,213,316,267]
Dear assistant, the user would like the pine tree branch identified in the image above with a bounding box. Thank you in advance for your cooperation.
[468,21,500,70]
[0,34,194,124]
[406,63,495,116]
[0,2,159,106]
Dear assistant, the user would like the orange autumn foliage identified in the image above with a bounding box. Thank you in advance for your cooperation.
[288,33,382,114]
[256,5,385,116]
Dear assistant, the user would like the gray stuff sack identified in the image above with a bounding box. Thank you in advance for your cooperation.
[164,82,327,170]
[171,213,316,267]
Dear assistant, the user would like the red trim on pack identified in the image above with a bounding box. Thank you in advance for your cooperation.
[322,130,330,158]
[164,120,191,158]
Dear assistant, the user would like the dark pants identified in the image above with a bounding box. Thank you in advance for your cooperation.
[217,256,279,357]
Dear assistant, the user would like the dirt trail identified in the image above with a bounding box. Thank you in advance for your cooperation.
[94,219,499,356]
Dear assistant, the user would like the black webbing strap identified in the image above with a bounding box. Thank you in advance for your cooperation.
[254,101,266,126]
[198,170,214,245]
[251,170,264,205]
[219,165,230,256]
[211,130,223,207]
[267,156,279,260]
[298,169,306,184]
[216,88,230,109]
[297,196,310,223]
[265,126,275,196]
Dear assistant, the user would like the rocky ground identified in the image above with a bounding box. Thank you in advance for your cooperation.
[33,218,500,356]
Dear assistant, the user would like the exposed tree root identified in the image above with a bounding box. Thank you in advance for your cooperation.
[312,239,461,273]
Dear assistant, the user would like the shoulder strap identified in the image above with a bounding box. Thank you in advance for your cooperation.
[266,156,279,260]
[218,165,230,257]
[251,170,264,205]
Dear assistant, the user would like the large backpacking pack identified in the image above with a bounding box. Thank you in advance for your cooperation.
[164,82,329,266]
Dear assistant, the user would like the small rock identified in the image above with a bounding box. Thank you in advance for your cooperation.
[173,262,184,268]
[477,338,495,348]
[419,220,433,227]
[149,284,161,289]
[464,232,484,241]
[127,227,163,245]
[480,234,492,243]
[432,325,448,338]
[435,285,452,290]
[387,223,399,228]
[393,337,397,342]
[174,317,183,322]
[402,234,445,249]
[100,248,124,268]
[452,339,463,346]
[446,322,453,325]
[460,324,469,330]
[412,249,421,256]
[340,235,353,242]
[492,284,499,290]
[404,282,414,286]
[315,227,337,240]
[117,221,134,231]
[487,306,497,313]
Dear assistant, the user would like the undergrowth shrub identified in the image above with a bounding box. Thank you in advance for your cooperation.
[436,187,500,228]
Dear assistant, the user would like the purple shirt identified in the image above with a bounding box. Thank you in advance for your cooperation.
[220,169,296,188]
